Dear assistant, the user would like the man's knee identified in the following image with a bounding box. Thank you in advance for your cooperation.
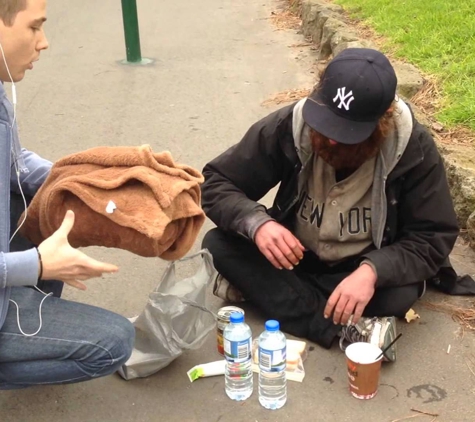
[202,228,241,263]
[366,283,421,318]
[81,314,135,377]
[202,228,225,253]
[103,315,135,372]
[202,228,254,267]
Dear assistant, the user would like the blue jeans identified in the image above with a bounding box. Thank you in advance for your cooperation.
[0,287,135,389]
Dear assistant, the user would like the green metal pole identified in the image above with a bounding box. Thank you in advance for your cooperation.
[121,0,142,63]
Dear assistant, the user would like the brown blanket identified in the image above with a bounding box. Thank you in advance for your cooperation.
[20,145,205,260]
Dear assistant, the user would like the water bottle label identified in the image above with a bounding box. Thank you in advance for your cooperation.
[224,337,251,363]
[259,347,286,372]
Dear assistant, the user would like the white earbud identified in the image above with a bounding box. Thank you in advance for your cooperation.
[11,82,16,105]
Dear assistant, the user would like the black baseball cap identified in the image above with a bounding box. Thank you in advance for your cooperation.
[302,48,397,144]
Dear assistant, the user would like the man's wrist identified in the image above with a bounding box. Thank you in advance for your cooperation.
[238,211,274,241]
[36,247,43,281]
[360,260,378,285]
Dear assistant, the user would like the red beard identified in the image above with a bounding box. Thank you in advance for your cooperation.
[310,127,387,171]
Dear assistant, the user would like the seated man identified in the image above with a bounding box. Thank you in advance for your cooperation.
[0,0,134,389]
[201,48,459,361]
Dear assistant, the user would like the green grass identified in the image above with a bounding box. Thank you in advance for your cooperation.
[334,0,475,131]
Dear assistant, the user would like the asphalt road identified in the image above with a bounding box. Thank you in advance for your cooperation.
[1,0,474,421]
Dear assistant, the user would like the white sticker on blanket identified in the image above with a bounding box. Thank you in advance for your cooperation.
[106,200,117,214]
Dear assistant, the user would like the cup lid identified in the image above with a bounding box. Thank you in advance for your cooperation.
[345,342,383,364]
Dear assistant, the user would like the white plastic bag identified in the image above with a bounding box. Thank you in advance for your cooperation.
[118,249,217,380]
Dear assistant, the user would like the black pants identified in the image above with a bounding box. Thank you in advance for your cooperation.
[203,228,421,349]
[9,192,64,298]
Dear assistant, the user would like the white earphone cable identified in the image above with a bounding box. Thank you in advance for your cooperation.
[9,287,53,337]
[0,40,27,244]
[0,41,16,105]
[9,161,28,244]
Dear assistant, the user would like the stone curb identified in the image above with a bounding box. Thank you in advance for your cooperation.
[300,0,424,98]
[297,0,475,245]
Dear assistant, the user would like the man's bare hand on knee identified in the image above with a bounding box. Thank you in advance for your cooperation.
[324,264,377,326]
[254,221,305,270]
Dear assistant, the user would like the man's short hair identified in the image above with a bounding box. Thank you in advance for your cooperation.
[0,0,27,26]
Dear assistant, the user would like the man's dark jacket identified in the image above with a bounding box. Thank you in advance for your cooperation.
[202,103,459,289]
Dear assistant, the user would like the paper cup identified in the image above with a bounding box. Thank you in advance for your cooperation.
[345,342,383,400]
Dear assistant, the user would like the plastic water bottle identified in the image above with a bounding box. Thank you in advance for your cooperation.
[258,320,287,410]
[223,312,253,401]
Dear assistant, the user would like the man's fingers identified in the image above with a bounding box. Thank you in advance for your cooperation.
[269,244,295,270]
[80,255,119,275]
[283,230,306,253]
[261,247,283,270]
[286,241,305,263]
[324,290,340,319]
[340,300,357,326]
[55,210,75,238]
[282,232,304,260]
[66,279,87,291]
[274,239,300,268]
[295,237,306,252]
[75,270,103,280]
[332,296,350,325]
[352,303,366,325]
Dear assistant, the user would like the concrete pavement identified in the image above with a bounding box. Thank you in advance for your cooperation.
[1,0,475,420]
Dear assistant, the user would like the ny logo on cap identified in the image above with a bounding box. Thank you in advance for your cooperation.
[333,87,354,111]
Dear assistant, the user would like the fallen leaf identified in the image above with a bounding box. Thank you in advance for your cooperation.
[405,308,420,323]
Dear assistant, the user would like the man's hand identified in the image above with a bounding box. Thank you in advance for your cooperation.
[38,210,119,290]
[324,264,377,325]
[254,221,305,270]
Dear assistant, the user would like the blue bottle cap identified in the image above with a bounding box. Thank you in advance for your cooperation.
[265,320,280,331]
[230,312,244,324]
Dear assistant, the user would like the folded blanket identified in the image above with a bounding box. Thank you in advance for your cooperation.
[20,145,205,260]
